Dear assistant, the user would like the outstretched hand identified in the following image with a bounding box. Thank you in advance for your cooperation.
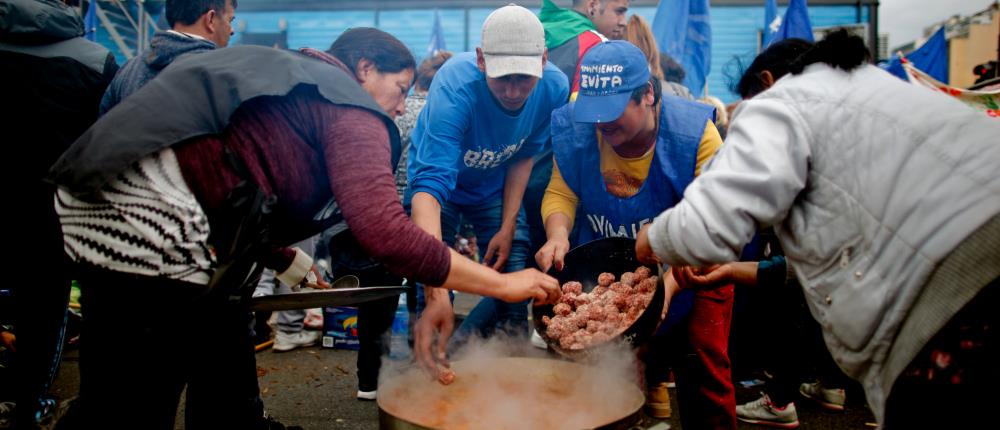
[534,237,570,273]
[413,288,454,382]
[635,223,660,266]
[673,264,744,289]
[483,228,513,271]
[497,269,561,305]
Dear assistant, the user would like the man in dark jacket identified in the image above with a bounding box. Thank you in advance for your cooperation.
[99,0,236,114]
[0,0,117,427]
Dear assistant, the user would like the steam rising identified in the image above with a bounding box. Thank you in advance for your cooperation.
[377,335,644,430]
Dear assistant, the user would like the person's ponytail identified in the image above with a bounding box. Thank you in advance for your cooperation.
[789,28,871,75]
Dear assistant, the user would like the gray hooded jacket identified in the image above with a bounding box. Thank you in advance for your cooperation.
[99,30,216,114]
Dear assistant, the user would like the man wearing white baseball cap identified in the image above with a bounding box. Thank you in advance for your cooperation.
[407,4,569,376]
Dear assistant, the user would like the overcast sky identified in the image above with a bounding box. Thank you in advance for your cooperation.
[879,0,995,49]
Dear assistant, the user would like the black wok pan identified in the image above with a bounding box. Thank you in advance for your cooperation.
[532,237,665,359]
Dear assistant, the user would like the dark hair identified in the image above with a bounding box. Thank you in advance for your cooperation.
[415,51,453,92]
[736,29,870,99]
[734,38,812,98]
[788,28,871,74]
[166,0,235,28]
[327,28,417,77]
[630,77,662,106]
[659,53,686,84]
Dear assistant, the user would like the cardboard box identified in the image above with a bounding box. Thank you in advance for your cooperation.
[322,306,359,350]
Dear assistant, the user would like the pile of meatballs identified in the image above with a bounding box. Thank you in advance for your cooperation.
[541,266,658,350]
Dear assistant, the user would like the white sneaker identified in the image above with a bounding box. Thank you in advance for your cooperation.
[272,330,320,352]
[799,382,846,411]
[530,329,548,350]
[736,394,799,428]
[356,389,377,400]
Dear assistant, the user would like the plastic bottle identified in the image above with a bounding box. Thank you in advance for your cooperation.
[389,293,411,360]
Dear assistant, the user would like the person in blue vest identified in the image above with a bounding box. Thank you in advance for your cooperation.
[536,41,737,429]
[408,4,569,359]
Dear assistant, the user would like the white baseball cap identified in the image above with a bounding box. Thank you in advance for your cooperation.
[480,4,545,78]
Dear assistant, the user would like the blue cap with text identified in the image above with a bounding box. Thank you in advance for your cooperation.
[573,40,651,123]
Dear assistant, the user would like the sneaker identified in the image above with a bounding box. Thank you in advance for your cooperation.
[799,382,846,411]
[645,382,672,418]
[356,389,377,401]
[530,329,548,350]
[736,394,799,428]
[272,330,320,352]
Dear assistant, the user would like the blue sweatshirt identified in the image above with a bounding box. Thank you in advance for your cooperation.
[407,52,569,206]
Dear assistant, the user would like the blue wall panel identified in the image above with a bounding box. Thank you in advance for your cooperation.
[231,11,374,49]
[212,4,868,102]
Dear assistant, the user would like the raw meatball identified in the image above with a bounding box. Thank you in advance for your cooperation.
[546,316,572,339]
[634,266,652,282]
[610,282,629,294]
[590,331,612,344]
[587,304,607,321]
[559,332,577,349]
[574,304,593,321]
[597,272,616,287]
[627,293,650,310]
[610,291,629,310]
[620,272,637,286]
[559,292,578,306]
[603,304,620,319]
[438,368,456,385]
[592,286,609,297]
[571,330,592,349]
[586,320,602,333]
[601,321,619,335]
[570,312,589,328]
[562,281,583,295]
[637,277,657,294]
[553,302,572,316]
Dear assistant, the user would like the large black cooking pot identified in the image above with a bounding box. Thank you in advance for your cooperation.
[532,237,665,359]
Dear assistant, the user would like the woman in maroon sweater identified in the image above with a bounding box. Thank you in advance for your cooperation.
[58,29,560,430]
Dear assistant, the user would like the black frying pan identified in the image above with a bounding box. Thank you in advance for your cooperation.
[532,237,665,359]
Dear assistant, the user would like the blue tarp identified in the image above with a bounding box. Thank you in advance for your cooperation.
[427,9,446,60]
[652,0,712,97]
[763,0,779,47]
[771,0,814,45]
[883,26,948,84]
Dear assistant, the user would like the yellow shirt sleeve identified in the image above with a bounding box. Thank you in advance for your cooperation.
[541,158,580,226]
[695,120,723,176]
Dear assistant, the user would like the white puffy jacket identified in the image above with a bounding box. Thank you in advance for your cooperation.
[648,63,1000,422]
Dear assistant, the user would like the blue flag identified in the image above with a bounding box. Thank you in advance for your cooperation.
[763,0,780,47]
[652,0,712,97]
[84,0,98,42]
[427,10,446,59]
[883,26,948,83]
[771,0,814,46]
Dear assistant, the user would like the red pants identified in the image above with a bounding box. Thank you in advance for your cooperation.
[645,283,736,430]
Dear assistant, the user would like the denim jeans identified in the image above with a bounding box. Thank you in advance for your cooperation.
[411,195,532,345]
